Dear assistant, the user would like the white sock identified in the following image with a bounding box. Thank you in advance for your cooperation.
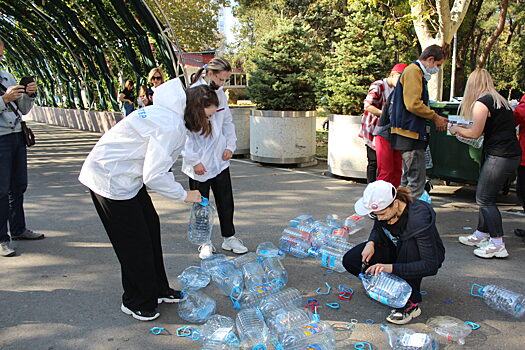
[474,230,488,239]
[491,237,503,246]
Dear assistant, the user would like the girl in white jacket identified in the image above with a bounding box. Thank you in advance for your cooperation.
[182,57,248,259]
[79,80,218,321]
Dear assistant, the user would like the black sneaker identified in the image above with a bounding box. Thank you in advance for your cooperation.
[158,288,182,304]
[514,228,525,238]
[120,304,160,321]
[386,302,421,325]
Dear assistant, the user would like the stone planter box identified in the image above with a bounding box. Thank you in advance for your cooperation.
[230,106,253,156]
[250,110,317,167]
[327,114,367,179]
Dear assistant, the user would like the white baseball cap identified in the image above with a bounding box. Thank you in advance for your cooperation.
[354,180,397,216]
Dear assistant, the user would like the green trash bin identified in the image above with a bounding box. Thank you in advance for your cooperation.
[427,101,481,184]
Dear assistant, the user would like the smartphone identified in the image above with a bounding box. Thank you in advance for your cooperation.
[19,76,34,87]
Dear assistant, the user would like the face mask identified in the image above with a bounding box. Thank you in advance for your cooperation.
[427,66,440,75]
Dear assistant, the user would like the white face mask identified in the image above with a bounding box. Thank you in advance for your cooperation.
[427,66,440,75]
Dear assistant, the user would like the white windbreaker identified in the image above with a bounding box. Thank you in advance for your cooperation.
[181,77,237,182]
[79,79,188,201]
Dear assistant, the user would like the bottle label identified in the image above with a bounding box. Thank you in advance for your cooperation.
[401,333,428,347]
[301,323,322,336]
[367,291,388,306]
[321,254,336,268]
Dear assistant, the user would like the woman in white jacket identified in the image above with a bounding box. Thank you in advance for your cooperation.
[79,80,218,321]
[182,57,248,259]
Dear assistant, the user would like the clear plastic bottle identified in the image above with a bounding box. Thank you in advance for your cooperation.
[257,241,285,259]
[325,238,353,253]
[344,214,366,235]
[381,324,438,350]
[188,198,215,245]
[201,340,240,350]
[177,290,216,323]
[290,214,315,228]
[177,266,211,291]
[282,227,312,243]
[426,316,472,345]
[326,214,345,228]
[238,288,274,309]
[195,314,236,343]
[279,321,335,348]
[235,308,269,349]
[265,306,314,333]
[310,221,333,247]
[313,246,346,273]
[279,234,311,258]
[359,272,412,308]
[201,254,229,271]
[259,288,303,317]
[209,261,244,305]
[242,260,271,293]
[231,251,259,269]
[471,283,525,318]
[260,256,288,289]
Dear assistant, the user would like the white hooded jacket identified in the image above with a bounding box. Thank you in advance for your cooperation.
[181,77,237,182]
[79,79,188,201]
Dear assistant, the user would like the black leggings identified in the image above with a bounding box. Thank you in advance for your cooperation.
[342,242,423,304]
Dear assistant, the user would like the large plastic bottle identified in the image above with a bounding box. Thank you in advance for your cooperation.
[471,283,525,318]
[201,340,240,350]
[359,272,412,308]
[344,214,366,235]
[279,234,311,258]
[178,290,216,323]
[426,316,472,345]
[279,321,335,348]
[310,221,333,247]
[195,314,237,343]
[260,256,288,289]
[201,254,229,271]
[282,227,312,243]
[238,288,274,309]
[290,214,315,228]
[325,239,353,253]
[235,308,269,349]
[209,261,244,307]
[231,252,259,269]
[310,246,346,273]
[259,287,303,317]
[177,266,211,291]
[265,307,314,333]
[381,324,438,350]
[257,241,285,259]
[188,197,215,245]
[242,260,272,293]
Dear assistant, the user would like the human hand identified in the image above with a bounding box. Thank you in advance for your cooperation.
[434,115,448,131]
[194,163,206,175]
[449,124,458,135]
[2,85,24,103]
[365,263,393,275]
[222,149,233,161]
[25,82,37,95]
[184,190,202,203]
[361,241,375,263]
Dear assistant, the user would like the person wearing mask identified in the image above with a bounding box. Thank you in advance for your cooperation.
[119,79,135,116]
[389,45,449,199]
[451,69,521,258]
[0,39,45,258]
[182,57,248,259]
[359,64,408,184]
[343,180,445,324]
[79,80,216,321]
[513,94,525,238]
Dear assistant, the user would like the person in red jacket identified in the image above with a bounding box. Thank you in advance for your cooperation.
[514,94,525,237]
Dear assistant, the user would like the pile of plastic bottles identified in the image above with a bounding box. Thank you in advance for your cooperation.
[278,213,365,273]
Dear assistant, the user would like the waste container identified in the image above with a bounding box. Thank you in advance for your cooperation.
[427,102,481,184]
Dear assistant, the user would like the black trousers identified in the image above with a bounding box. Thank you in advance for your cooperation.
[189,167,235,237]
[366,145,377,184]
[342,241,423,304]
[90,186,169,311]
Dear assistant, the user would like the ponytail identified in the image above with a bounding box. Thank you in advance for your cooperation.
[190,57,232,86]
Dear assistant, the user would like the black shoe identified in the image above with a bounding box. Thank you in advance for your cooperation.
[514,229,525,238]
[158,288,182,304]
[11,229,44,240]
[386,302,421,325]
[120,304,159,321]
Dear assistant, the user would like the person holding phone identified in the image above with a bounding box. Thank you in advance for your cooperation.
[0,39,44,258]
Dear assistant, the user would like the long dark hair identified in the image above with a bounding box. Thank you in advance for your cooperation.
[191,57,232,86]
[184,85,218,137]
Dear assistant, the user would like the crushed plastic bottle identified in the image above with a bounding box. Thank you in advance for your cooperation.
[282,227,313,243]
[178,290,216,323]
[279,321,335,348]
[235,308,269,349]
[471,283,525,318]
[257,241,285,259]
[177,266,211,291]
[259,288,303,317]
[310,246,346,273]
[209,261,243,308]
[359,272,412,308]
[279,234,311,258]
[195,314,237,343]
[381,324,438,350]
[188,197,215,245]
[290,214,315,228]
[325,239,353,253]
[265,307,314,333]
[260,256,288,289]
[231,252,259,269]
[310,221,333,247]
[242,260,271,293]
[201,254,229,272]
[426,316,472,345]
[344,214,366,235]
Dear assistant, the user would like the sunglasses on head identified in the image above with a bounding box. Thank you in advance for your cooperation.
[151,76,162,81]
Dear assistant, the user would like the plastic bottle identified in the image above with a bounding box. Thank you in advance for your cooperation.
[195,314,237,343]
[326,214,345,228]
[426,316,472,345]
[290,214,315,228]
[257,241,285,259]
[279,234,311,258]
[279,321,335,348]
[177,266,211,291]
[325,239,353,253]
[231,252,259,269]
[311,246,346,273]
[456,134,484,149]
[201,254,229,272]
[344,214,366,235]
[238,288,274,309]
[359,272,412,308]
[188,197,215,245]
[201,340,240,350]
[209,261,244,307]
[310,221,333,247]
[265,307,314,333]
[177,290,216,323]
[235,308,269,349]
[259,288,303,317]
[242,260,272,293]
[381,324,438,350]
[471,283,525,318]
[282,227,312,243]
[260,256,288,289]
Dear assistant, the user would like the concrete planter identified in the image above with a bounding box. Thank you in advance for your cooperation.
[327,114,367,179]
[230,106,253,156]
[250,110,317,167]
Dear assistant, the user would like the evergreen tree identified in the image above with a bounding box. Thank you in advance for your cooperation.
[247,18,320,111]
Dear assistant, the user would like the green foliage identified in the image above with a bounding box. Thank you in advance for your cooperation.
[247,18,320,111]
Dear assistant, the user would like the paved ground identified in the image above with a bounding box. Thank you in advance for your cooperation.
[0,122,524,350]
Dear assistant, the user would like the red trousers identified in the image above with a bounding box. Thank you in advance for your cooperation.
[375,135,402,188]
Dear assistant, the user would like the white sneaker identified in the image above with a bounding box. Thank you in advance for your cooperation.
[458,233,489,247]
[222,237,248,254]
[0,242,15,257]
[198,242,215,260]
[473,241,509,258]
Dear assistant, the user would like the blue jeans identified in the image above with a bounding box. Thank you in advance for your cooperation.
[0,132,28,242]
[122,102,134,116]
[476,154,520,237]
